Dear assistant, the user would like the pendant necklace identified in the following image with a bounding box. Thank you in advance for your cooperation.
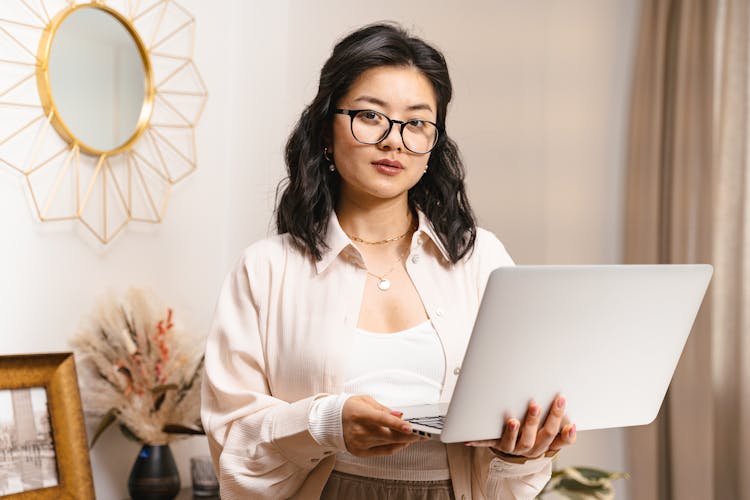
[345,219,415,291]
[365,247,409,291]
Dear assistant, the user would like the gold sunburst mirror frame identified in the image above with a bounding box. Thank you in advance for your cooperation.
[0,0,207,243]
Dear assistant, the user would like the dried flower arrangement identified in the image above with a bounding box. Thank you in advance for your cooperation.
[71,288,205,447]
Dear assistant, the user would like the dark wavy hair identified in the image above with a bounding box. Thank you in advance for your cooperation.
[275,22,477,263]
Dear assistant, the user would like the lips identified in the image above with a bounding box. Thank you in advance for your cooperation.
[373,159,404,169]
[372,159,404,176]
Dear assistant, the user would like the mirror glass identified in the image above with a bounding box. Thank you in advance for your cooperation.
[47,7,148,153]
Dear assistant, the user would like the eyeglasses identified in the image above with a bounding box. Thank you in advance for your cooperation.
[334,109,439,154]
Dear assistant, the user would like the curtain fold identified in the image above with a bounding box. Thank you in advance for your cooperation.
[625,0,750,498]
[713,0,750,497]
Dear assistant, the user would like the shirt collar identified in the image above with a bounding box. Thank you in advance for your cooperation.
[315,212,352,274]
[415,209,451,262]
[315,209,451,274]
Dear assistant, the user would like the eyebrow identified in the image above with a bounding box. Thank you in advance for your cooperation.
[352,96,434,113]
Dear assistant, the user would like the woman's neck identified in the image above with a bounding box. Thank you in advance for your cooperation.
[336,196,414,243]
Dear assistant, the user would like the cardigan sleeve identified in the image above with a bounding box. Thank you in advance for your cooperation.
[475,227,515,272]
[449,445,552,499]
[486,456,553,498]
[201,249,336,499]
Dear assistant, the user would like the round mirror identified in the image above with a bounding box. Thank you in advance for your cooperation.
[37,5,153,155]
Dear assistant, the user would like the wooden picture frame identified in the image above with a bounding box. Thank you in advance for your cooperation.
[0,353,94,499]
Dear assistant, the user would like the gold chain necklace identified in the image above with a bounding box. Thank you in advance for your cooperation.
[345,224,415,245]
[364,247,410,291]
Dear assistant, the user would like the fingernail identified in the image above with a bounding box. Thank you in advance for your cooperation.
[508,419,518,430]
[557,397,566,409]
[390,410,403,417]
[465,442,474,446]
[402,424,411,432]
[530,405,540,417]
[570,424,577,438]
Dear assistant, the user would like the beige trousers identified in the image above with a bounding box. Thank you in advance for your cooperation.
[320,470,455,500]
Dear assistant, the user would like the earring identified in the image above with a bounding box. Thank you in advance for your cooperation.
[423,165,429,174]
[324,147,335,172]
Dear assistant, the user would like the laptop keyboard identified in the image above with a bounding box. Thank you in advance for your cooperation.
[406,415,445,430]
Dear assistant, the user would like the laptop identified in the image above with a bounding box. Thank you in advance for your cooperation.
[399,264,713,443]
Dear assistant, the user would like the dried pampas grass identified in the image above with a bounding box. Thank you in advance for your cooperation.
[71,288,204,447]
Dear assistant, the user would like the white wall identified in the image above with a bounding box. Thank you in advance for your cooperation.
[0,1,639,498]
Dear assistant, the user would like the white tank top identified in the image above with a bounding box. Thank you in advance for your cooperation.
[334,321,451,480]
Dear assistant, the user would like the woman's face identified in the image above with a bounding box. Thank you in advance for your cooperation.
[331,65,438,205]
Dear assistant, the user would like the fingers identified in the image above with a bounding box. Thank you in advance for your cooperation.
[346,426,421,456]
[344,396,412,435]
[496,418,520,453]
[549,423,577,451]
[357,396,414,435]
[464,439,497,447]
[372,410,415,436]
[527,395,567,456]
[465,418,521,450]
[379,426,422,444]
[473,395,576,459]
[513,401,543,455]
[342,395,423,457]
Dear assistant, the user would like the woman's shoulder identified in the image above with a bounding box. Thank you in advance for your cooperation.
[474,226,506,249]
[470,227,515,268]
[239,233,290,259]
[236,233,308,274]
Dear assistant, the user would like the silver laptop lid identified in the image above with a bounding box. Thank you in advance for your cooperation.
[440,264,713,443]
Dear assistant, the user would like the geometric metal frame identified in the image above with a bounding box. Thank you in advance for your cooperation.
[0,0,207,244]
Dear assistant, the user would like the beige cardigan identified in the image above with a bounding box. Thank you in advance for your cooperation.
[201,212,552,499]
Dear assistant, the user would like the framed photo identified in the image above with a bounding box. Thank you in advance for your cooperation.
[0,353,94,499]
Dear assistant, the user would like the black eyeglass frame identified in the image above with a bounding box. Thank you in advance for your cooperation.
[333,108,440,154]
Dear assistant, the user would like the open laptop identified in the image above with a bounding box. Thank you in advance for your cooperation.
[399,264,713,443]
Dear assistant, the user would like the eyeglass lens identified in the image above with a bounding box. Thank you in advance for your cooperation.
[350,110,437,154]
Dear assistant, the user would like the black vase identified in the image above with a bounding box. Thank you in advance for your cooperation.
[128,444,181,500]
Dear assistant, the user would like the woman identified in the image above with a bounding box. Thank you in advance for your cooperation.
[202,23,576,499]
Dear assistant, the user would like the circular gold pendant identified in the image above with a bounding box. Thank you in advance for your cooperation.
[377,279,391,291]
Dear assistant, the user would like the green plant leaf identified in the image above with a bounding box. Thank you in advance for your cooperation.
[163,423,205,435]
[119,423,142,443]
[575,467,629,482]
[557,478,610,493]
[90,408,118,448]
[153,392,167,413]
[555,467,628,487]
[150,384,178,413]
[151,384,179,394]
[540,466,627,499]
[176,356,204,404]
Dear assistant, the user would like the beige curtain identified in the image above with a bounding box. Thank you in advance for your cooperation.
[625,0,750,498]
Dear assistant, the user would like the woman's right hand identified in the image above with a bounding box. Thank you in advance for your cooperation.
[342,395,423,457]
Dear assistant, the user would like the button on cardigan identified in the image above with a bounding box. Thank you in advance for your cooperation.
[201,211,553,499]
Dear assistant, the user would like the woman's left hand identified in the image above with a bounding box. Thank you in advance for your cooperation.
[465,395,576,459]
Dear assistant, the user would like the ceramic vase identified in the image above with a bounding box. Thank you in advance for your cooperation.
[127,444,181,500]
